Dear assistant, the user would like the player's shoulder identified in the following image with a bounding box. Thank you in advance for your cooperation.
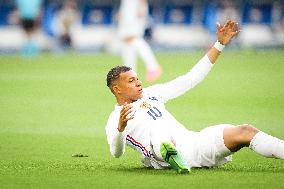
[106,106,121,121]
[105,109,120,131]
[142,87,164,103]
[110,105,121,116]
[143,85,158,95]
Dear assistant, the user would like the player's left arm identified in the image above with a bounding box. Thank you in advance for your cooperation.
[146,20,240,102]
[105,112,127,158]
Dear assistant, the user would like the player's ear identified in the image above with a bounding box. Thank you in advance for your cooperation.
[112,84,121,94]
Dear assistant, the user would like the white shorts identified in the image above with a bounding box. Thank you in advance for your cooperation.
[176,124,234,168]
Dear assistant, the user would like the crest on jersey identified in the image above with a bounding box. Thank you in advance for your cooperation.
[140,101,151,109]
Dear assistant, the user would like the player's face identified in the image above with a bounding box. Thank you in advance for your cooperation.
[115,70,143,102]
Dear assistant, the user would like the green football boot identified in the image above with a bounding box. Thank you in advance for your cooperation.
[160,142,191,174]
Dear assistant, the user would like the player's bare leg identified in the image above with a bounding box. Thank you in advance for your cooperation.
[122,37,138,71]
[131,38,161,82]
[122,36,162,82]
[223,124,284,159]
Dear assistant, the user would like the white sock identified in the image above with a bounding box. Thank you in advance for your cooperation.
[121,42,137,71]
[249,131,284,159]
[132,38,159,70]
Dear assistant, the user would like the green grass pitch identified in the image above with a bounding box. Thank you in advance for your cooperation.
[0,49,284,188]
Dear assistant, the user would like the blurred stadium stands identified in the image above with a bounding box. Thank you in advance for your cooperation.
[0,0,283,53]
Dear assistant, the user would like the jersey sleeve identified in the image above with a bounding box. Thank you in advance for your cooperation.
[105,110,127,158]
[145,55,213,102]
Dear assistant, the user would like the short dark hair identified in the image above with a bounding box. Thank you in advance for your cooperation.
[106,66,132,92]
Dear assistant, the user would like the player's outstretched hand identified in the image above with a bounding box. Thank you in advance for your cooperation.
[118,103,134,132]
[216,20,240,45]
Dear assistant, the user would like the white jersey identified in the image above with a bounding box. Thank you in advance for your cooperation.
[105,55,213,169]
[118,0,148,38]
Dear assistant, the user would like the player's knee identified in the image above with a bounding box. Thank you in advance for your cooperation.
[224,124,258,152]
[237,124,258,142]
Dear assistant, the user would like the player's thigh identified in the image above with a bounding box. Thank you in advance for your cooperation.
[118,22,144,39]
[197,124,234,167]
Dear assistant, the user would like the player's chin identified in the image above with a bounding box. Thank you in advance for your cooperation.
[135,93,143,100]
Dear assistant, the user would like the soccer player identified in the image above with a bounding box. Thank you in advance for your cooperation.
[16,0,42,56]
[105,20,284,174]
[55,0,79,49]
[117,0,162,82]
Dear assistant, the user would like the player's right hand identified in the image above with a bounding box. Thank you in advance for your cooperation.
[118,102,134,132]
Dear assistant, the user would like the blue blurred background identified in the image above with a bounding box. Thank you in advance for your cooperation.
[0,0,283,54]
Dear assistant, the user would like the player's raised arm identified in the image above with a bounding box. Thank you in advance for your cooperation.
[145,20,240,102]
[208,20,240,64]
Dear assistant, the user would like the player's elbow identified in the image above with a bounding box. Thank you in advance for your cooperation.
[110,147,124,158]
[111,151,123,158]
[112,153,122,158]
[108,138,125,158]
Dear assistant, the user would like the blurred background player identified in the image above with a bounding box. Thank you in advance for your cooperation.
[54,0,79,50]
[15,0,42,56]
[117,0,162,82]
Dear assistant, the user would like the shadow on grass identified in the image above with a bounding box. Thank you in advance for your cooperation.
[216,163,284,173]
[106,163,284,175]
[108,166,177,176]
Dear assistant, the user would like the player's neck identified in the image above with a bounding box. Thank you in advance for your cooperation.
[116,97,137,106]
